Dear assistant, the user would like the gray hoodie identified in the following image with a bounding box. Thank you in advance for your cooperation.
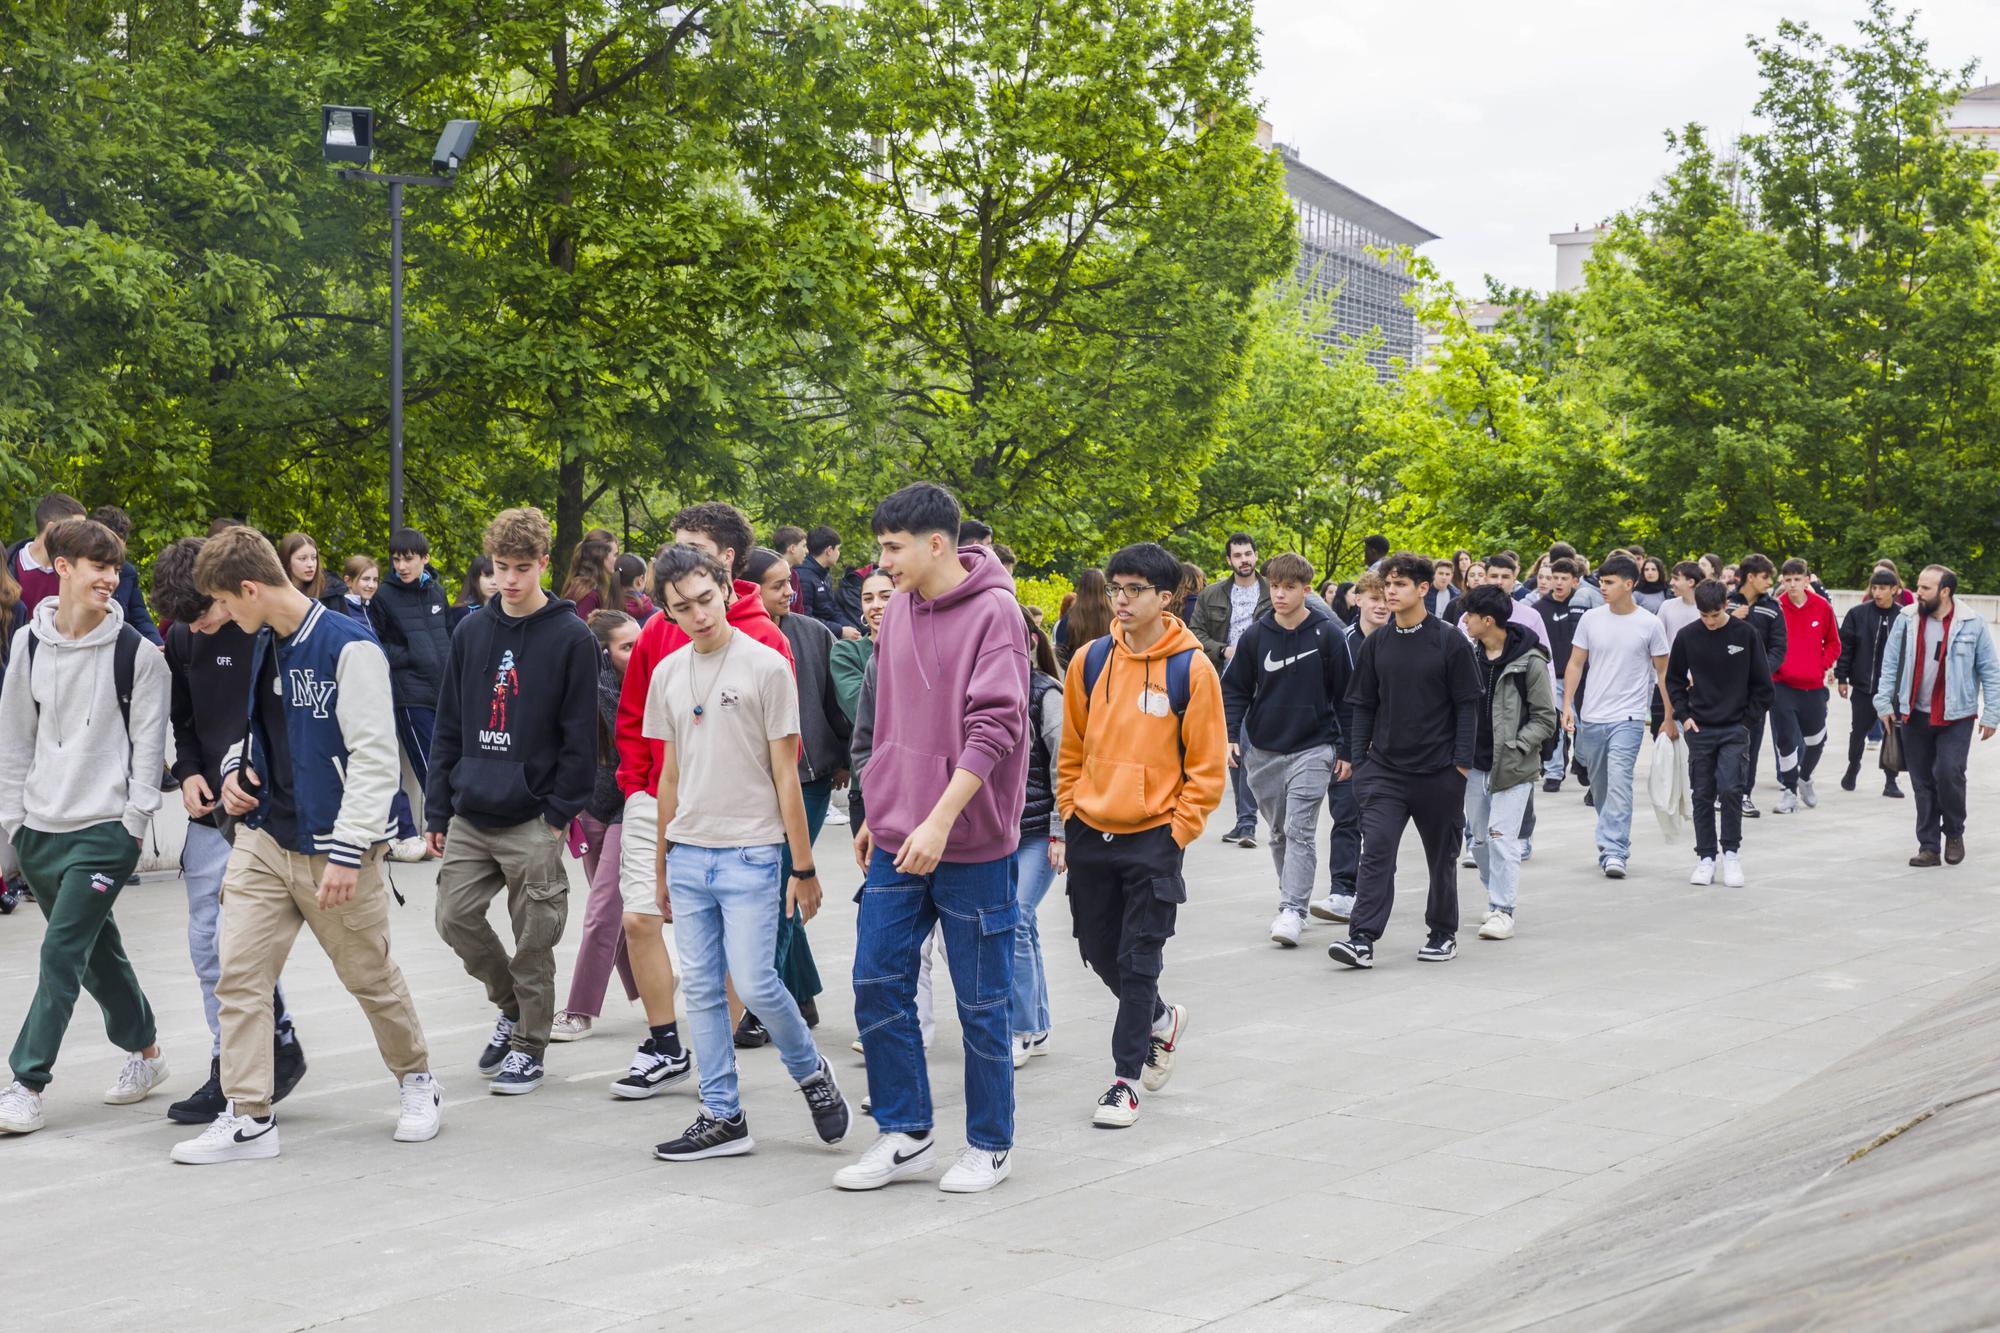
[0,599,170,842]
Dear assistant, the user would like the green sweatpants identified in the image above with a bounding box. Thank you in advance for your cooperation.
[8,821,155,1091]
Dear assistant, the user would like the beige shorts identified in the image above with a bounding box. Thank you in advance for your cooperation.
[619,791,668,925]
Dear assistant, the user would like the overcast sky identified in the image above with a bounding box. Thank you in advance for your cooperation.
[1250,0,1991,294]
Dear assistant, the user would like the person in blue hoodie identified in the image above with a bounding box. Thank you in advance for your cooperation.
[370,527,452,857]
[426,508,599,1096]
[1221,553,1351,951]
[87,505,164,646]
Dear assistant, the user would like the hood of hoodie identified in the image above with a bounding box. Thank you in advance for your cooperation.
[30,594,128,653]
[23,599,131,742]
[1491,619,1548,675]
[1110,610,1205,665]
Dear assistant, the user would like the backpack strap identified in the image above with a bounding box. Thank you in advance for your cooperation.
[23,624,141,733]
[1080,635,1115,705]
[1164,647,1194,717]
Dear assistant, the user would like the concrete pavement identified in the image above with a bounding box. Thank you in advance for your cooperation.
[3,740,1997,1330]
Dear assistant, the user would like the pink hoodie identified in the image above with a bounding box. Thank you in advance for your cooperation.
[863,546,1030,863]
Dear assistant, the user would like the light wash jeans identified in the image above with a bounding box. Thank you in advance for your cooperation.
[1574,718,1646,864]
[670,843,821,1119]
[1464,770,1532,914]
[1010,836,1057,1037]
[184,822,292,1058]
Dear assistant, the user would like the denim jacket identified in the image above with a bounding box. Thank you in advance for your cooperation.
[1872,605,2000,728]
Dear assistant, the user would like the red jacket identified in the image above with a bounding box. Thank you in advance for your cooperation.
[1775,591,1840,691]
[614,580,794,797]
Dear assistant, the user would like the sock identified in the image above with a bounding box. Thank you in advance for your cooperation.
[907,1128,931,1142]
[650,1023,682,1058]
[1151,1003,1174,1037]
[1115,1075,1139,1090]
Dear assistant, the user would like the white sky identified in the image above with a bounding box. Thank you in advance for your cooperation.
[1251,0,1990,293]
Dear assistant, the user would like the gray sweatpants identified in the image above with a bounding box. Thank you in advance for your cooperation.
[1243,741,1335,914]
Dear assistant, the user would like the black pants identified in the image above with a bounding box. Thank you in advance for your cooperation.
[1349,764,1465,944]
[1844,691,1877,772]
[1686,723,1748,858]
[1228,756,1258,836]
[1065,819,1181,1079]
[1768,684,1829,792]
[1901,715,1974,852]
[1743,703,1769,792]
[1326,774,1359,893]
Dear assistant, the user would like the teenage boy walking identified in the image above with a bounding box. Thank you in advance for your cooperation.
[1532,557,1584,790]
[170,527,438,1163]
[1328,553,1481,970]
[371,526,451,860]
[1312,569,1388,923]
[1667,580,1773,888]
[428,508,598,1095]
[1458,585,1558,939]
[1837,569,1906,797]
[1768,559,1841,813]
[1058,542,1226,1128]
[1221,553,1348,948]
[151,538,309,1123]
[834,483,1030,1194]
[1728,554,1788,815]
[1190,533,1269,846]
[643,545,851,1160]
[1562,555,1675,878]
[0,517,170,1134]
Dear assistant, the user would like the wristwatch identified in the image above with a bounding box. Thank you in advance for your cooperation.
[789,866,817,880]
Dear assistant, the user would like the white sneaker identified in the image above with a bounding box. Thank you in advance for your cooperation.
[1309,893,1355,923]
[939,1145,1013,1193]
[549,1012,594,1042]
[1602,858,1627,880]
[104,1050,169,1105]
[1722,852,1745,888]
[1012,1032,1049,1068]
[1142,1003,1187,1092]
[1093,1080,1140,1128]
[1269,909,1304,948]
[388,836,431,862]
[1460,851,1477,869]
[171,1104,279,1164]
[395,1072,442,1142]
[0,1081,44,1134]
[823,805,849,825]
[1774,790,1798,815]
[832,1131,937,1191]
[1477,911,1515,940]
[1690,858,1716,886]
[1799,779,1818,809]
[850,1038,865,1055]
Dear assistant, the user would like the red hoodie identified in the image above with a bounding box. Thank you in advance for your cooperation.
[615,580,794,797]
[1775,590,1840,691]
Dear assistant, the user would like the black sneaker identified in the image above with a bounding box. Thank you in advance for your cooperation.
[1883,778,1905,799]
[1840,765,1859,792]
[1222,826,1253,846]
[1327,938,1374,970]
[1417,935,1457,963]
[798,1057,851,1144]
[478,1013,517,1077]
[655,1108,755,1161]
[272,1035,307,1104]
[733,1012,769,1049]
[1234,830,1258,849]
[167,1057,228,1124]
[1542,778,1562,793]
[1741,795,1760,819]
[1583,789,1595,809]
[489,1050,544,1095]
[610,1039,692,1100]
[0,878,18,914]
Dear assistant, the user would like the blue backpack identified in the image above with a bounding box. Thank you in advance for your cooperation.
[1080,635,1196,717]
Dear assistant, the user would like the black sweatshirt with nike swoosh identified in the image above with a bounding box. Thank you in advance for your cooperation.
[1220,605,1350,759]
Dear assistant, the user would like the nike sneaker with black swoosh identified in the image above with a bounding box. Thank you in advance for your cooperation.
[940,1145,1013,1193]
[171,1105,280,1164]
[831,1131,937,1190]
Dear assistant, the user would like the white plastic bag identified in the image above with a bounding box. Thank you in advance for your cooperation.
[1649,729,1690,842]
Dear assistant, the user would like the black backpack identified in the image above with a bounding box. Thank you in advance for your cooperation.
[24,623,143,732]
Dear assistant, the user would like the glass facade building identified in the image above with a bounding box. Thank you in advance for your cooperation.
[1278,146,1436,375]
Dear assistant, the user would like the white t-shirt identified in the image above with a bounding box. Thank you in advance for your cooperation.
[642,632,800,848]
[1656,596,1700,645]
[1227,581,1258,646]
[1573,604,1670,723]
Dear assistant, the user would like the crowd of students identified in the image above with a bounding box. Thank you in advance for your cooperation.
[2,488,1997,1195]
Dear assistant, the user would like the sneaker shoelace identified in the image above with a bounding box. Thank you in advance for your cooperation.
[685,1110,730,1145]
[802,1071,840,1113]
[399,1078,435,1118]
[0,1083,35,1115]
[498,1051,535,1078]
[113,1051,151,1093]
[1097,1083,1133,1108]
[489,1015,516,1048]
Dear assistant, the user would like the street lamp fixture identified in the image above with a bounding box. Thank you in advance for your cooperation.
[320,105,479,534]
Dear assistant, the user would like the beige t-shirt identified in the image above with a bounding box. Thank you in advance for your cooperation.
[642,631,800,848]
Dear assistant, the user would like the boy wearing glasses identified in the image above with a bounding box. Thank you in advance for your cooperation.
[1057,543,1227,1128]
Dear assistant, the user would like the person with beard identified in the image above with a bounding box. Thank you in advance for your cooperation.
[1190,533,1270,847]
[1837,568,1906,798]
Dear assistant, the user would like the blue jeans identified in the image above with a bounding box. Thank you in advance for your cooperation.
[671,843,821,1119]
[853,848,1015,1151]
[1228,758,1258,835]
[1574,718,1645,863]
[183,823,292,1057]
[1464,771,1531,913]
[1010,837,1056,1037]
[389,705,436,840]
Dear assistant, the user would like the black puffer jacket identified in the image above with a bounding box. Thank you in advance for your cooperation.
[369,564,452,709]
[587,660,626,824]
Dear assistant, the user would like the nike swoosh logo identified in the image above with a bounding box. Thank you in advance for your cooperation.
[1264,648,1319,671]
[993,1151,1009,1168]
[233,1124,273,1142]
[893,1145,930,1165]
[1727,645,1744,654]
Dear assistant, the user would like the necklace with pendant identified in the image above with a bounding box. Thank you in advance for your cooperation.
[687,633,735,725]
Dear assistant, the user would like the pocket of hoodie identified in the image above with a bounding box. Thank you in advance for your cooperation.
[1076,756,1148,818]
[451,755,535,815]
[865,742,950,834]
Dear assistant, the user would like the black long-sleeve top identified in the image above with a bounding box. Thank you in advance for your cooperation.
[1666,616,1774,729]
[1345,614,1481,774]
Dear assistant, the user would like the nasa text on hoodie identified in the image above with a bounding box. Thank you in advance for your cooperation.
[426,594,601,833]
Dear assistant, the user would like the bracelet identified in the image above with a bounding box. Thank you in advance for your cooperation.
[789,866,817,880]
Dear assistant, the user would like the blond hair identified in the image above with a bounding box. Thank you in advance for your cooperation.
[485,507,552,560]
[194,525,287,594]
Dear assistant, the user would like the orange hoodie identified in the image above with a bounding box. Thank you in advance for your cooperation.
[1057,613,1228,848]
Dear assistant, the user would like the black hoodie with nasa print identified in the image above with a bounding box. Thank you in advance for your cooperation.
[1220,603,1351,760]
[426,594,599,833]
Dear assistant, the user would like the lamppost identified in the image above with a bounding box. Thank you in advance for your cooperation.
[321,106,478,534]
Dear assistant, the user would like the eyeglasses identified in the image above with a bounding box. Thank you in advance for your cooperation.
[1109,583,1161,601]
